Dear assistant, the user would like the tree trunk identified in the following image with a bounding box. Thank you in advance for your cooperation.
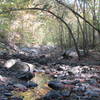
[92,0,96,48]
[82,0,88,55]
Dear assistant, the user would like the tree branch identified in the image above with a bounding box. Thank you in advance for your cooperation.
[55,0,100,34]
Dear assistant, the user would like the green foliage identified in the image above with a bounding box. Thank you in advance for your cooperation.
[0,0,99,50]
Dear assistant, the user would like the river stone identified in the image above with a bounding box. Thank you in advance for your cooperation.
[48,80,64,90]
[22,81,38,88]
[43,90,71,100]
[10,61,36,73]
[84,89,100,97]
[14,83,27,90]
[4,92,12,97]
[43,90,62,100]
[17,71,35,82]
[10,97,23,100]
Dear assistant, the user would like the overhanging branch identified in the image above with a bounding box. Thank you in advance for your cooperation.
[55,0,100,33]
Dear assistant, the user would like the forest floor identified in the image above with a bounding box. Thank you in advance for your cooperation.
[0,45,100,100]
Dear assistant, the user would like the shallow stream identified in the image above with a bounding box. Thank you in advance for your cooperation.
[13,72,52,100]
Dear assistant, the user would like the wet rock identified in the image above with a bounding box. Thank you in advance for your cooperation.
[61,90,71,97]
[4,92,12,97]
[0,96,8,100]
[62,80,80,85]
[43,90,63,100]
[85,89,100,97]
[67,71,74,76]
[17,71,35,81]
[23,81,38,88]
[86,79,97,85]
[14,83,27,90]
[10,61,35,73]
[73,85,86,92]
[43,90,71,100]
[48,81,64,90]
[10,97,23,100]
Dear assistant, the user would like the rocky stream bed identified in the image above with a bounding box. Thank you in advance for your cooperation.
[0,46,100,100]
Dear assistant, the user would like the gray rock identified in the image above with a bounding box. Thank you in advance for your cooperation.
[10,61,35,73]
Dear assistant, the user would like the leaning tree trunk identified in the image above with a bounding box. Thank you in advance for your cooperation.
[92,0,96,48]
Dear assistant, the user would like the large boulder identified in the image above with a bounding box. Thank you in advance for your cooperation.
[4,59,36,73]
[10,61,36,73]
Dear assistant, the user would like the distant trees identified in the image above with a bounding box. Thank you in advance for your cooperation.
[0,0,99,58]
[55,0,100,55]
